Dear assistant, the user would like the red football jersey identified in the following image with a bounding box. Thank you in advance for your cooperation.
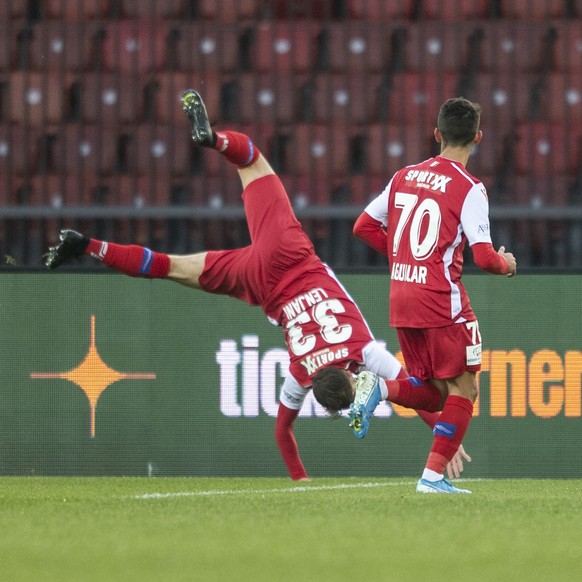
[364,155,493,328]
[277,263,375,387]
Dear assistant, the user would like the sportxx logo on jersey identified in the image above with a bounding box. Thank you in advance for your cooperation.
[403,169,452,193]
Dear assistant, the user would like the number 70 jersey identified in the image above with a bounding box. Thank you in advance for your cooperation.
[364,155,494,329]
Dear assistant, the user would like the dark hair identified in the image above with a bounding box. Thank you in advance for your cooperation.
[437,97,481,147]
[312,367,354,416]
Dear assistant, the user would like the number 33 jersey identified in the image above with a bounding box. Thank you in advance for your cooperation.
[365,155,494,328]
[276,263,376,388]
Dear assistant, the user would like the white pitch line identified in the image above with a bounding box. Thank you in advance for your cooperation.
[132,480,418,500]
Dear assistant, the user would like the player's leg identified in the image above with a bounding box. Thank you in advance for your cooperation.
[416,324,479,494]
[182,88,273,186]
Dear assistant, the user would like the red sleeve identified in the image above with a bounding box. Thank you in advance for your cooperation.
[353,212,388,256]
[472,242,509,275]
[275,403,308,480]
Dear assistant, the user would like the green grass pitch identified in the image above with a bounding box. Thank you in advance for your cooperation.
[1,477,581,581]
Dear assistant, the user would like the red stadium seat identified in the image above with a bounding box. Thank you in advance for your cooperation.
[288,124,349,177]
[52,124,118,175]
[478,21,553,73]
[540,74,582,123]
[198,0,260,21]
[403,22,474,73]
[0,21,23,72]
[385,72,458,125]
[102,20,168,74]
[29,21,101,72]
[500,0,567,19]
[366,124,432,177]
[310,73,381,124]
[168,22,239,73]
[7,72,72,125]
[467,132,503,176]
[347,0,414,20]
[553,21,582,73]
[236,74,301,125]
[119,0,186,18]
[323,22,391,73]
[188,175,244,206]
[418,0,491,20]
[345,175,389,206]
[468,72,534,129]
[252,21,320,73]
[0,125,40,177]
[511,175,570,206]
[27,174,99,207]
[514,122,581,177]
[0,0,28,19]
[129,124,192,176]
[77,73,146,125]
[44,0,111,19]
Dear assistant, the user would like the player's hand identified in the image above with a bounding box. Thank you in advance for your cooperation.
[498,245,517,278]
[446,444,472,480]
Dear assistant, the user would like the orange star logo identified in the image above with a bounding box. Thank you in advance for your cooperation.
[30,314,156,437]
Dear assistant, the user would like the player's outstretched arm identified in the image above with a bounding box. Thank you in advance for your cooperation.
[274,403,310,481]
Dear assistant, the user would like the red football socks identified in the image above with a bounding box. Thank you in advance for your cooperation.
[86,240,170,278]
[386,376,443,412]
[214,131,260,167]
[425,395,474,474]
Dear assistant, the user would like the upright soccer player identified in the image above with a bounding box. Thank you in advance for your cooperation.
[44,90,470,481]
[354,97,517,493]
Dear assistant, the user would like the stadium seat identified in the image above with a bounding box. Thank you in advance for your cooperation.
[418,0,491,20]
[468,72,534,129]
[167,22,240,74]
[0,0,28,19]
[553,21,582,73]
[44,0,111,19]
[347,0,414,20]
[514,122,581,177]
[188,174,244,206]
[478,21,554,73]
[288,124,349,177]
[77,73,146,125]
[236,74,301,125]
[0,124,40,177]
[252,21,320,73]
[102,20,168,74]
[385,72,458,125]
[128,124,193,176]
[6,72,72,125]
[119,0,186,18]
[366,124,432,176]
[467,132,503,176]
[198,0,260,21]
[500,0,567,19]
[29,21,101,72]
[0,22,22,72]
[27,173,99,207]
[511,175,570,206]
[52,124,118,175]
[403,22,474,73]
[310,73,381,124]
[322,22,390,73]
[539,73,582,123]
[344,175,389,206]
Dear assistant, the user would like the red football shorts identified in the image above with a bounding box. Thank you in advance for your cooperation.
[397,320,482,380]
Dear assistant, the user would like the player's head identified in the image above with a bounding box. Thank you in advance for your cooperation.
[436,97,482,149]
[312,367,354,416]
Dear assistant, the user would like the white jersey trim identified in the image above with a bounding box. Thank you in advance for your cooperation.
[442,223,464,321]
